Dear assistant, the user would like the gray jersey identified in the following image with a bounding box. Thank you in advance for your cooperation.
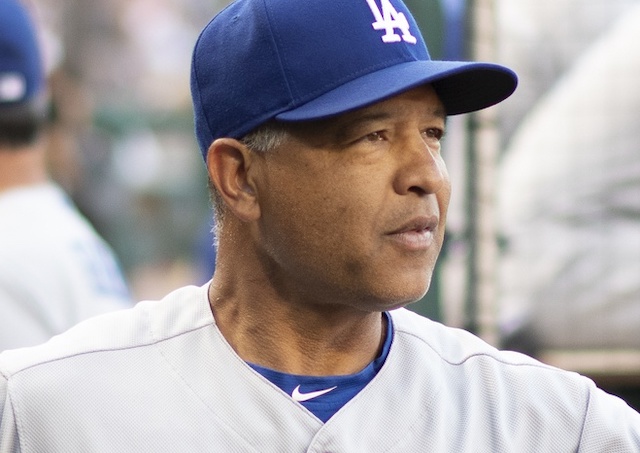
[1,284,639,452]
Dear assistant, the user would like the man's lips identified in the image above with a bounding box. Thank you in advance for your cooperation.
[387,216,439,235]
[386,216,439,250]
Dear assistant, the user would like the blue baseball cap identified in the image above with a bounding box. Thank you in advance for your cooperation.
[191,0,517,157]
[0,0,44,105]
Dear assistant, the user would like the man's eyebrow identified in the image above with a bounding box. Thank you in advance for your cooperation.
[433,106,447,121]
[332,111,391,142]
[349,103,447,123]
[335,106,447,138]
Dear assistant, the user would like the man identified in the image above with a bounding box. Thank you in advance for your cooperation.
[0,0,131,351]
[1,0,639,451]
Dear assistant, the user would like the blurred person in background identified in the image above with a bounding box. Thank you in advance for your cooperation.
[497,2,640,355]
[0,0,132,351]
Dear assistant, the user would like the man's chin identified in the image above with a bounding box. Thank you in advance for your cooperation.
[372,287,432,312]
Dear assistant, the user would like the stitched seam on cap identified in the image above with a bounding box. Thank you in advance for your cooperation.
[262,0,295,106]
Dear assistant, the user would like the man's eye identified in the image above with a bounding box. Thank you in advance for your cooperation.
[364,131,385,141]
[423,128,444,141]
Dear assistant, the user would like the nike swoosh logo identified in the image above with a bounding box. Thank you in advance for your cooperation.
[291,384,337,402]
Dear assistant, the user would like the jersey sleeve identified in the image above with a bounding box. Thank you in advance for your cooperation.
[0,373,20,453]
[579,381,640,451]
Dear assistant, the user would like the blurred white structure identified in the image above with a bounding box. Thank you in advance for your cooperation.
[497,2,640,350]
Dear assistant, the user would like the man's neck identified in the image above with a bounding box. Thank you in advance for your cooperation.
[208,274,386,376]
[0,143,48,192]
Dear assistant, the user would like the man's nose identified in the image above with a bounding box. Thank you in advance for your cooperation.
[393,133,448,196]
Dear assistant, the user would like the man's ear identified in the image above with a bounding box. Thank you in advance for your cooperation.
[206,138,261,222]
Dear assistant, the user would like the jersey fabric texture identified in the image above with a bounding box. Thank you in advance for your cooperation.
[1,284,640,452]
[0,183,131,351]
[249,312,394,422]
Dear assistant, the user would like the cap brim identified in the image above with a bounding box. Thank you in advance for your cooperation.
[276,60,517,121]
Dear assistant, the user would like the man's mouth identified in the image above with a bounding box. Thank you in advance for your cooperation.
[387,216,438,250]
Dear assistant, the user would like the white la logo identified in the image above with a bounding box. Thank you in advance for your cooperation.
[366,0,417,44]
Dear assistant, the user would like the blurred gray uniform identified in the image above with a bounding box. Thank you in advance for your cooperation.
[2,284,640,452]
[0,184,131,350]
[498,4,640,349]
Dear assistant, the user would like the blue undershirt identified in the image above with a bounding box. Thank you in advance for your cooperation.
[249,312,393,423]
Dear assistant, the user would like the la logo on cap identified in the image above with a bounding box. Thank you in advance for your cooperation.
[366,0,417,44]
[0,73,27,102]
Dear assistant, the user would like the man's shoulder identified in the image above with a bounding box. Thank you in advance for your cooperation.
[0,284,211,379]
[390,308,559,371]
[388,308,597,412]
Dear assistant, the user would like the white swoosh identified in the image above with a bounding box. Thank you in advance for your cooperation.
[291,384,337,402]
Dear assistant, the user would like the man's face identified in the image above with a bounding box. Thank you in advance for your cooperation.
[253,85,451,312]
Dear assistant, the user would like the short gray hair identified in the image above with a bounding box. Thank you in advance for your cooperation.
[208,120,289,226]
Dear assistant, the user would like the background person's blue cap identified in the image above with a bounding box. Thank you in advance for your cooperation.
[0,0,44,105]
[191,0,518,157]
